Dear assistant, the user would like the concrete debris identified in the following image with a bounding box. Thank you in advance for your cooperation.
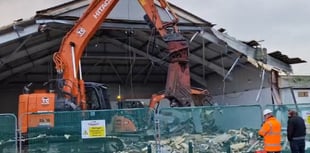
[230,142,246,151]
[0,129,290,153]
[117,128,266,153]
[212,133,232,144]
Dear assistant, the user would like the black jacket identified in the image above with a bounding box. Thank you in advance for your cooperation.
[287,115,306,141]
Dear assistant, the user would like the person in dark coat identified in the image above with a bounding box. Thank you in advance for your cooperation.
[287,109,306,153]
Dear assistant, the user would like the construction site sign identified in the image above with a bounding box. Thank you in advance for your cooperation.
[301,111,310,124]
[81,120,106,139]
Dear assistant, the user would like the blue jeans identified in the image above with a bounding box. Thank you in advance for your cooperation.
[290,139,305,153]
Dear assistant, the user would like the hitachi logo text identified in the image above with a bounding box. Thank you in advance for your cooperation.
[93,0,112,19]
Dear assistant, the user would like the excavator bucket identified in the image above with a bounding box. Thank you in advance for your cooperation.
[112,115,137,132]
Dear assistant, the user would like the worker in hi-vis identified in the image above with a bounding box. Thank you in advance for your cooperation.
[258,109,282,153]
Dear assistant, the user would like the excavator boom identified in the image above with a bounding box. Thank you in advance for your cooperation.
[53,0,119,110]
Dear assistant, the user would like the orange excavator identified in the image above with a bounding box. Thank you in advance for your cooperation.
[18,0,209,146]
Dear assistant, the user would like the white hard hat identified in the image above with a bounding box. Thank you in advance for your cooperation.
[263,109,272,116]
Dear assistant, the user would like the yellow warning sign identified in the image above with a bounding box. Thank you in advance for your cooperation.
[307,115,310,125]
[89,126,105,137]
[81,120,106,139]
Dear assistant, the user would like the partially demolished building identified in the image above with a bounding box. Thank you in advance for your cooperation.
[0,0,305,114]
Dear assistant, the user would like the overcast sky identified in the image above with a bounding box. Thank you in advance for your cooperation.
[1,0,309,75]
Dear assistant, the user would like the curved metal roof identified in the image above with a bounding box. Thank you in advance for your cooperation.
[0,0,302,91]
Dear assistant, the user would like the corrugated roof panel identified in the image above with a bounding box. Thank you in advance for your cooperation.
[269,51,306,64]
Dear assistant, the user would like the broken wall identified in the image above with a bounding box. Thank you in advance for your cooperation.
[206,64,273,105]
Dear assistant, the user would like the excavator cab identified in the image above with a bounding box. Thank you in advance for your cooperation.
[18,81,112,133]
[85,82,111,110]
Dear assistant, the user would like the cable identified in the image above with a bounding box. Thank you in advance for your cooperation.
[146,27,156,57]
[202,36,205,80]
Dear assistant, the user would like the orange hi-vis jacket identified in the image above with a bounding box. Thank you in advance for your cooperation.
[258,116,282,152]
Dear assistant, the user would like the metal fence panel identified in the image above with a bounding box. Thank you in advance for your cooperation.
[157,105,263,152]
[22,108,152,153]
[0,113,17,153]
[18,104,310,152]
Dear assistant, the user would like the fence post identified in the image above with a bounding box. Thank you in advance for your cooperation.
[147,144,152,153]
[188,141,193,153]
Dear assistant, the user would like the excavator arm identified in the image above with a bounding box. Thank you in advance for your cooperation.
[53,0,119,110]
[137,0,179,37]
[139,0,210,108]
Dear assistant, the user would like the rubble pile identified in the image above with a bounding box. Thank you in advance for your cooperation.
[118,128,265,153]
